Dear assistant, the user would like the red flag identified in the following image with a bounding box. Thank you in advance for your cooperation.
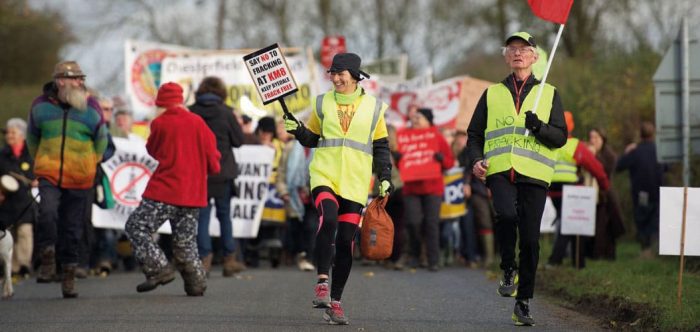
[528,0,573,24]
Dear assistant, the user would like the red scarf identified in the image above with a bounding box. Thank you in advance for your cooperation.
[10,141,24,158]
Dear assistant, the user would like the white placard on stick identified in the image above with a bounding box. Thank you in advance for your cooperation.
[243,43,299,105]
[660,187,700,256]
[560,185,597,236]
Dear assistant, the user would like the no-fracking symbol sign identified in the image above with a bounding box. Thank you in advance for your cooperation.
[243,43,299,105]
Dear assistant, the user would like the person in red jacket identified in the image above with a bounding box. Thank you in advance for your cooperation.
[546,111,609,268]
[399,108,454,271]
[125,82,220,296]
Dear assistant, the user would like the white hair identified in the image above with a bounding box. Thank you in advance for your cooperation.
[6,118,27,136]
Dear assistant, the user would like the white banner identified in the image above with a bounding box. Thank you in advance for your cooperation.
[540,196,557,233]
[124,40,194,120]
[560,185,597,236]
[160,48,316,120]
[659,187,700,256]
[91,139,274,238]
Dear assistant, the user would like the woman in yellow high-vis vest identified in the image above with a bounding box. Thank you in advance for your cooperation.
[284,53,392,325]
[466,32,567,326]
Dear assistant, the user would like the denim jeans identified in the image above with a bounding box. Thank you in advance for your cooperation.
[197,184,235,257]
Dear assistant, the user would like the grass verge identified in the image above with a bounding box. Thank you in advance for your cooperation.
[537,239,700,331]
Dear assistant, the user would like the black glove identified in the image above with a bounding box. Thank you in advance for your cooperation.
[525,111,542,132]
[433,152,444,162]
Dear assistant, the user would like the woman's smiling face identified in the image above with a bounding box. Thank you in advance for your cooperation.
[330,70,357,94]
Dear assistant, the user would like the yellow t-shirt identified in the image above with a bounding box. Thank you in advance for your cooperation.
[307,95,388,140]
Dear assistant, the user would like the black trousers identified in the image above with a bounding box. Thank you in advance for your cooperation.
[488,174,547,300]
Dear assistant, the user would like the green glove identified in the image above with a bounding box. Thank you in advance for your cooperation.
[379,180,393,197]
[284,117,300,133]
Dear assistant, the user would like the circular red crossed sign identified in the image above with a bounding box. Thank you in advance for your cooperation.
[110,162,152,207]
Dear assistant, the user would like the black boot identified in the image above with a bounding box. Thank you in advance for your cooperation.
[37,247,56,283]
[62,264,78,298]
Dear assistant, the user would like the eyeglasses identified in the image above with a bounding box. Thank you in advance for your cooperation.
[63,76,86,82]
[502,46,535,55]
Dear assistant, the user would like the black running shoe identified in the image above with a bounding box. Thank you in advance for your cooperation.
[497,268,518,297]
[512,299,535,326]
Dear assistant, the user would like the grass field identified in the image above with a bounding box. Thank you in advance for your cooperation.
[537,238,700,331]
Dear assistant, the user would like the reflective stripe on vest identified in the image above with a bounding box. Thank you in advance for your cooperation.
[551,138,579,183]
[316,97,382,155]
[483,82,558,184]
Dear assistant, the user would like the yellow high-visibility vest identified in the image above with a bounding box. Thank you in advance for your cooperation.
[551,137,579,183]
[483,83,558,184]
[309,92,387,205]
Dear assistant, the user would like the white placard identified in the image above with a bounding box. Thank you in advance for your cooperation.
[560,185,597,236]
[243,43,299,105]
[540,196,557,233]
[231,145,274,238]
[659,187,700,256]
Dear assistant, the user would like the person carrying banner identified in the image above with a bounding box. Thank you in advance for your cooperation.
[189,76,246,277]
[467,32,567,326]
[546,111,609,269]
[125,82,220,296]
[28,61,109,298]
[284,53,392,325]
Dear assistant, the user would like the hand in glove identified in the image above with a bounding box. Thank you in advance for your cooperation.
[433,152,444,162]
[525,111,542,132]
[379,179,393,197]
[284,117,301,134]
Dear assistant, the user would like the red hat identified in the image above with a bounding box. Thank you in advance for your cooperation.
[155,82,184,107]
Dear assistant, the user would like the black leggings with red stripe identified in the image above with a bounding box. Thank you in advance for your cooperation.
[313,186,363,301]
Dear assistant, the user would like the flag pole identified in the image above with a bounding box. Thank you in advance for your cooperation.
[531,23,564,115]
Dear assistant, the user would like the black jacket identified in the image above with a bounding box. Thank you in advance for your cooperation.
[0,143,36,228]
[190,93,245,197]
[466,74,567,188]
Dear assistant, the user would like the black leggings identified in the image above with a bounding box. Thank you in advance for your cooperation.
[313,186,362,301]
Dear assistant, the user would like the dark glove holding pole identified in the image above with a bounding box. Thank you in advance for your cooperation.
[525,111,543,133]
[433,152,444,163]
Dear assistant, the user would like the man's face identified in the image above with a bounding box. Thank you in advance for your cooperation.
[56,76,88,110]
[115,114,133,133]
[329,70,357,94]
[100,103,114,123]
[504,40,538,71]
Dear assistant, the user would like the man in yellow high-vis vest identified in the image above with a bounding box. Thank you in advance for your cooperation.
[466,32,567,326]
[284,53,392,326]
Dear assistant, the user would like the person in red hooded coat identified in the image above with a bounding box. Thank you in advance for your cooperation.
[125,82,220,296]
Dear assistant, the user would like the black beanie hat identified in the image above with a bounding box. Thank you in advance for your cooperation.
[417,108,434,125]
[256,116,277,137]
[327,53,370,81]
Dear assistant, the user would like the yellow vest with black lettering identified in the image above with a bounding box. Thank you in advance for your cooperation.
[551,137,579,183]
[484,83,558,184]
[309,92,387,205]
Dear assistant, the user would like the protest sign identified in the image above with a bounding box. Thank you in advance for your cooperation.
[244,43,299,108]
[320,36,346,70]
[396,127,442,182]
[232,145,275,238]
[660,187,700,256]
[560,185,597,236]
[540,196,557,233]
[439,167,466,219]
[124,40,193,120]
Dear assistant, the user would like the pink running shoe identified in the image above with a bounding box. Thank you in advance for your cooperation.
[323,300,349,325]
[313,282,331,308]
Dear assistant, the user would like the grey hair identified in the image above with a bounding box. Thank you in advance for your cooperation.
[6,118,27,136]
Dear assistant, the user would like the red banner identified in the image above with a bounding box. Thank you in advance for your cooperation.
[527,0,574,24]
[320,36,346,69]
[396,128,442,182]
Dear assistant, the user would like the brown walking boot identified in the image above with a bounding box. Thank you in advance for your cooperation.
[62,264,78,298]
[37,247,56,283]
[201,253,213,275]
[222,254,246,277]
[181,265,206,296]
[136,265,176,293]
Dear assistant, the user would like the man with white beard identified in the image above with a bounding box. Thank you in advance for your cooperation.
[27,61,108,298]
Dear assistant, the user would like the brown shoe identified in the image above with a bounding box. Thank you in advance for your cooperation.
[136,265,176,293]
[201,253,213,275]
[181,265,206,296]
[222,255,246,277]
[37,247,56,283]
[62,265,78,298]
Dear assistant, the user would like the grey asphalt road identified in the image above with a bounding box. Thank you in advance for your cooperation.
[0,264,600,331]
